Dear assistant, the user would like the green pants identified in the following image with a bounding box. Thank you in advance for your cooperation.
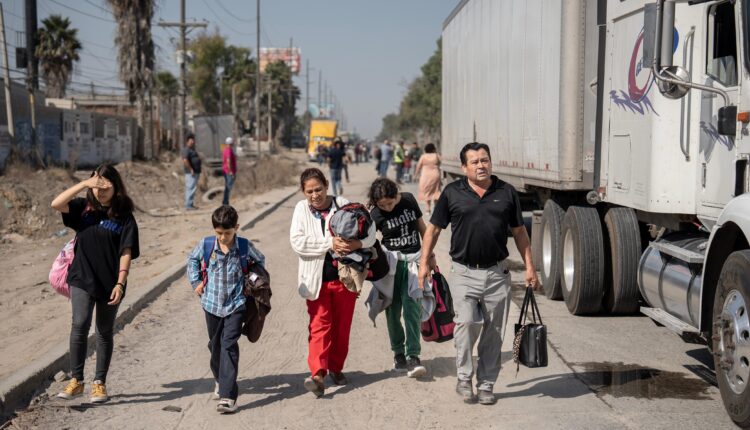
[386,260,422,358]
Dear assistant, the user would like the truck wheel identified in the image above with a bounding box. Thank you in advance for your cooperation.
[713,250,750,428]
[540,200,564,300]
[560,206,604,315]
[602,207,641,314]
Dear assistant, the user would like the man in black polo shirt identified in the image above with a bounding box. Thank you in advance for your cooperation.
[419,142,539,405]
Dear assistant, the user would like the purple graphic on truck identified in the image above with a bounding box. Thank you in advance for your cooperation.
[611,28,679,116]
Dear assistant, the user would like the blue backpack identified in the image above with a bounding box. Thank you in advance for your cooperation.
[200,236,251,284]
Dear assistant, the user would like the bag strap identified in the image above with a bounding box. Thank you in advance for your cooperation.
[528,287,543,325]
[237,237,250,275]
[202,236,215,269]
[517,286,532,326]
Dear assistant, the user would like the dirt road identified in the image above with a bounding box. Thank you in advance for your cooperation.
[0,152,301,383]
[6,161,736,429]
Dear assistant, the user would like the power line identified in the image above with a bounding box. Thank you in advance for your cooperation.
[82,0,112,16]
[199,0,254,36]
[215,0,254,23]
[45,0,116,23]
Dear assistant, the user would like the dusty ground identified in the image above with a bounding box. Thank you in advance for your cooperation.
[3,162,737,429]
[0,149,303,384]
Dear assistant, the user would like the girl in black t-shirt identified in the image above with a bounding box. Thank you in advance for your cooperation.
[368,178,431,378]
[51,164,140,404]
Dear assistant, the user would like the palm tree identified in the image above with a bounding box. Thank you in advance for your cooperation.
[35,15,81,98]
[107,0,155,158]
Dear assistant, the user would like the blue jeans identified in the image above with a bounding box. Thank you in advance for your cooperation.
[185,173,198,208]
[378,160,390,177]
[395,163,404,183]
[330,168,343,195]
[223,174,235,205]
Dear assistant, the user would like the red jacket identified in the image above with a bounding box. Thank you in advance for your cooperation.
[222,146,237,175]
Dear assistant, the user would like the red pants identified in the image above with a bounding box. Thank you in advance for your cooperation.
[306,280,357,377]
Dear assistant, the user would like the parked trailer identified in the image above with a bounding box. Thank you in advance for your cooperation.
[443,0,750,425]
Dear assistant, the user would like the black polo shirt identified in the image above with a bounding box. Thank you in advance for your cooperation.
[430,175,523,267]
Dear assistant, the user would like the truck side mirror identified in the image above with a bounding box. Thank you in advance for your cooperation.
[718,105,738,137]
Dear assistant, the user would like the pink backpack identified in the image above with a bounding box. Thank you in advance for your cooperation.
[49,238,76,298]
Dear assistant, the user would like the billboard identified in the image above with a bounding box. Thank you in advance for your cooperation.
[260,47,301,75]
[308,103,335,119]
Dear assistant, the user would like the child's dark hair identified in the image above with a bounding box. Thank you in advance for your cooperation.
[367,178,399,209]
[212,205,239,229]
[424,143,437,153]
[86,163,134,219]
[300,168,329,189]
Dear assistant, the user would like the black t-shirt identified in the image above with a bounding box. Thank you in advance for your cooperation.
[328,147,345,170]
[62,197,140,300]
[181,147,201,174]
[370,192,423,254]
[430,176,523,266]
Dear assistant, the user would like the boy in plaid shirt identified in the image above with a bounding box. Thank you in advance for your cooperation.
[187,205,265,413]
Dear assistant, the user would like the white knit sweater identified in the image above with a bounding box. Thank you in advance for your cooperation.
[289,196,377,301]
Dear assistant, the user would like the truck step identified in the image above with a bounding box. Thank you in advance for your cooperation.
[649,241,705,264]
[640,306,700,335]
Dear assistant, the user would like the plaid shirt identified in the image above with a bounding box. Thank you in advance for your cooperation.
[186,236,265,318]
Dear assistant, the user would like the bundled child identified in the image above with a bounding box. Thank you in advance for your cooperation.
[187,205,265,414]
[367,178,434,378]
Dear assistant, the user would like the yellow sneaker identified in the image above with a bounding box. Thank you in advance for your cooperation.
[57,378,84,399]
[90,380,109,403]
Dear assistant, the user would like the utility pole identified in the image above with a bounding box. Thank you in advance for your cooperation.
[25,0,37,89]
[317,70,322,110]
[0,3,15,140]
[287,38,293,148]
[158,1,206,149]
[305,59,310,115]
[267,79,272,153]
[255,0,261,155]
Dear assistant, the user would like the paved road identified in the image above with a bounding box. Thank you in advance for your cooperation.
[6,161,737,429]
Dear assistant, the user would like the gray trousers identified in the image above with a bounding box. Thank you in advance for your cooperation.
[449,261,511,390]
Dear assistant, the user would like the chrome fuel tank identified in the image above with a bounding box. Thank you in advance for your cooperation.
[637,235,706,328]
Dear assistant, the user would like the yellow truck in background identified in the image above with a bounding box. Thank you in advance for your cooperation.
[307,119,338,161]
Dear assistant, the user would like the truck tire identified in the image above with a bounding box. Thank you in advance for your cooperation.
[713,250,750,428]
[602,207,641,314]
[560,206,604,315]
[540,200,565,300]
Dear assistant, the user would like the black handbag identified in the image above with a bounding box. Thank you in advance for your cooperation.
[513,286,548,371]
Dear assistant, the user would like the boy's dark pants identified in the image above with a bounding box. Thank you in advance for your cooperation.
[204,306,245,400]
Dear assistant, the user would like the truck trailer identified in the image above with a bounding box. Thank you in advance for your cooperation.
[442,0,750,425]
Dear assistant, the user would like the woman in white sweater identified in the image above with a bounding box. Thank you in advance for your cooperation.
[289,168,376,397]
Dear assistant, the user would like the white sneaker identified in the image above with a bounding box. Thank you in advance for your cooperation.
[216,398,237,414]
[213,382,220,400]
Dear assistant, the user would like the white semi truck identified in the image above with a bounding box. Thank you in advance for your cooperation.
[442,0,750,425]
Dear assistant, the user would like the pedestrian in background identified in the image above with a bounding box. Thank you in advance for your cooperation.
[379,140,393,178]
[374,144,383,174]
[328,139,346,195]
[186,205,266,414]
[182,133,201,210]
[393,140,406,184]
[344,142,354,183]
[51,164,140,404]
[290,168,376,397]
[410,142,422,181]
[367,178,430,378]
[419,142,539,405]
[222,137,237,205]
[415,143,442,215]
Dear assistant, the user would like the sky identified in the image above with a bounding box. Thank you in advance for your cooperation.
[0,0,458,139]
